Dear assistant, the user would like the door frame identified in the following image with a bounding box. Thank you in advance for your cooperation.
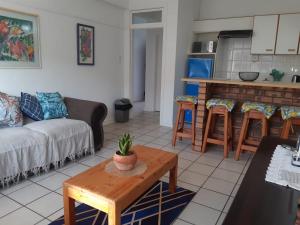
[129,8,165,113]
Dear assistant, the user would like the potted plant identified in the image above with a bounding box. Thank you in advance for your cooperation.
[113,133,137,171]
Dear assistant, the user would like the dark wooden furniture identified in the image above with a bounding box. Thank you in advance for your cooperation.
[202,106,233,158]
[172,101,197,150]
[281,118,300,140]
[235,110,268,160]
[224,137,300,225]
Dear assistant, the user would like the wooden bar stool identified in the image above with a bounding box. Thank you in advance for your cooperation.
[172,96,198,148]
[280,106,300,139]
[202,98,236,158]
[235,102,276,160]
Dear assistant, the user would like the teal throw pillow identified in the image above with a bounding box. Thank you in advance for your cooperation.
[36,92,68,120]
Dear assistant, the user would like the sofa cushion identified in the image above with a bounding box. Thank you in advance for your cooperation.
[36,92,68,120]
[0,127,48,185]
[25,118,94,164]
[20,92,44,121]
[0,92,23,128]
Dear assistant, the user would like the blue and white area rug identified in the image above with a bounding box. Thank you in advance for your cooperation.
[50,181,195,225]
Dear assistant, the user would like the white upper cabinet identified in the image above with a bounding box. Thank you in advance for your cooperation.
[251,15,279,54]
[276,14,300,55]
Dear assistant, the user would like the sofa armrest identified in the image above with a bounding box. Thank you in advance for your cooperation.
[64,97,108,150]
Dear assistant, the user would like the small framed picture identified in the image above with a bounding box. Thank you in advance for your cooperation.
[77,23,94,65]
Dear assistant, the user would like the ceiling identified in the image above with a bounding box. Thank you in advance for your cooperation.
[100,0,129,9]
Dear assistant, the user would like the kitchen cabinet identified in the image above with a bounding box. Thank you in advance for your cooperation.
[276,14,300,55]
[251,15,279,54]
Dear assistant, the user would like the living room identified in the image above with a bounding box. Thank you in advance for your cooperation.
[1,0,300,225]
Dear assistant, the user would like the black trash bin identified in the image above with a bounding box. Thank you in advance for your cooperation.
[115,98,133,122]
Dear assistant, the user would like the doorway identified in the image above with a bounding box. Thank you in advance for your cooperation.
[131,28,163,114]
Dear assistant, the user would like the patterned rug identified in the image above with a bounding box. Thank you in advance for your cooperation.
[49,181,195,225]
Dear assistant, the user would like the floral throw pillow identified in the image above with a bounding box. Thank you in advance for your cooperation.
[36,92,68,120]
[0,92,23,128]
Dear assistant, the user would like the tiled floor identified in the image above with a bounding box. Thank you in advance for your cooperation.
[0,112,253,225]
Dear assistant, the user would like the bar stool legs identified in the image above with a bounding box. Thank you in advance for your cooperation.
[172,101,197,148]
[235,110,268,160]
[202,107,232,158]
[281,118,300,139]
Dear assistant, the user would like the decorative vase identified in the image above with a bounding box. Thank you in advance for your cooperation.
[113,151,137,171]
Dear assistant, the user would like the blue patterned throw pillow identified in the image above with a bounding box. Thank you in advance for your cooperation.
[36,92,68,120]
[20,92,44,121]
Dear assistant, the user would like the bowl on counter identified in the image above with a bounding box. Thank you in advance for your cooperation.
[239,72,259,82]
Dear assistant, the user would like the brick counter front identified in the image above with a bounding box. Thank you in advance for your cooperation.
[182,79,300,152]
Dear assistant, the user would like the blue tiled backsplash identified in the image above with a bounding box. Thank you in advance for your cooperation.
[214,38,300,82]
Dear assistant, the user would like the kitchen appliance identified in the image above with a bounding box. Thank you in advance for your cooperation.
[185,57,214,123]
[239,72,259,81]
[292,75,300,83]
[192,41,217,53]
[218,30,253,39]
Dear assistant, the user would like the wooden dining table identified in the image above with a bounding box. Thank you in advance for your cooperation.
[223,137,300,225]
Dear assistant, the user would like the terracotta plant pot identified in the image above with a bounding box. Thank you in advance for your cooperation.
[113,151,137,171]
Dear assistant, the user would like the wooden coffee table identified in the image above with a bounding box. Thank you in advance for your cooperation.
[63,145,178,225]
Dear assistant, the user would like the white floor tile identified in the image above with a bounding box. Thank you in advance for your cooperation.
[177,181,200,192]
[35,219,52,225]
[96,149,115,159]
[238,174,245,185]
[178,158,193,170]
[203,177,235,196]
[173,219,193,225]
[37,173,69,191]
[60,164,89,177]
[8,183,50,205]
[218,161,245,173]
[1,180,32,195]
[0,197,21,217]
[179,151,200,162]
[179,202,220,225]
[197,156,222,167]
[231,184,240,197]
[179,171,208,187]
[48,208,64,221]
[216,213,227,225]
[135,135,156,143]
[0,207,42,225]
[223,197,234,213]
[80,155,106,167]
[27,192,63,217]
[211,169,240,183]
[144,143,163,149]
[188,163,215,176]
[30,171,58,182]
[193,188,228,211]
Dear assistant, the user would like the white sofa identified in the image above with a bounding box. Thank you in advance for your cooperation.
[0,118,94,186]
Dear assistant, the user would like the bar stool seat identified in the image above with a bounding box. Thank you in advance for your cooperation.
[235,102,276,160]
[202,98,236,158]
[281,106,300,139]
[172,96,198,149]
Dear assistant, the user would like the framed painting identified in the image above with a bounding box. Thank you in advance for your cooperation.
[77,23,94,65]
[0,8,41,68]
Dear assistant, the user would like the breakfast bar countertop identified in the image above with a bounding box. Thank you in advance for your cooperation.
[181,78,300,89]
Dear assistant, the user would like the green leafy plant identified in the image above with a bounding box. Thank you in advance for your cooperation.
[118,133,133,156]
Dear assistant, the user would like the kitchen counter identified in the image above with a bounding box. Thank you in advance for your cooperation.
[182,78,300,89]
[181,78,300,151]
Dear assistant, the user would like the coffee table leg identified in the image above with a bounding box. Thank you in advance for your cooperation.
[108,205,121,225]
[64,188,75,225]
[169,162,178,193]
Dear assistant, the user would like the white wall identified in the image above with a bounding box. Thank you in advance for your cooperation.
[0,0,125,124]
[198,0,300,20]
[132,29,146,102]
[173,0,195,121]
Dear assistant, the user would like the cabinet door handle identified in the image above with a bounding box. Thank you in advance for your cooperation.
[288,49,296,52]
[265,49,273,52]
